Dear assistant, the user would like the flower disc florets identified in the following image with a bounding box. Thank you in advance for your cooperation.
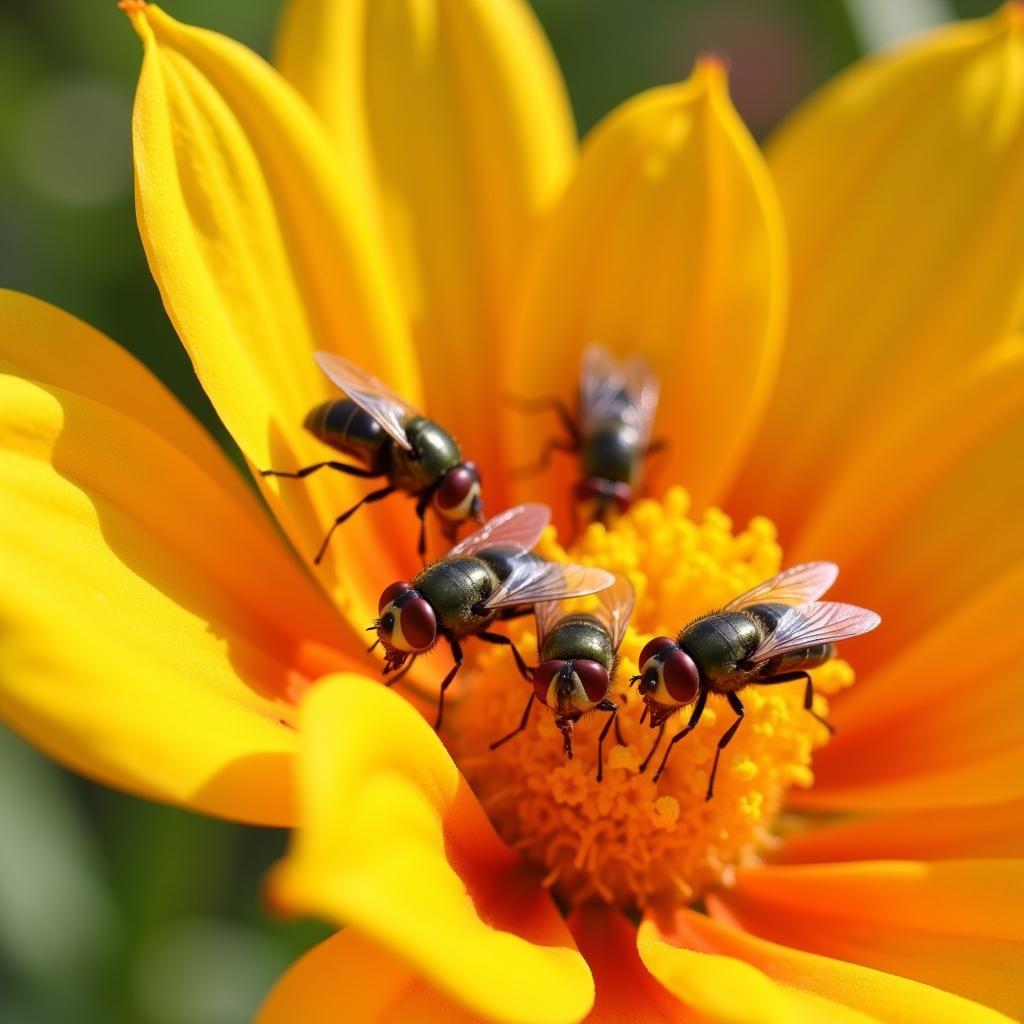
[448,487,853,910]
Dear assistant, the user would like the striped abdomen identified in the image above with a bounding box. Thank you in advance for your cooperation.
[745,602,835,676]
[304,399,392,473]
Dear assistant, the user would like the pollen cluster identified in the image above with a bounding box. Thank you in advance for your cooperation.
[447,488,853,910]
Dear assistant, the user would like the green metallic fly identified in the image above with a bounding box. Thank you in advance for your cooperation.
[262,352,483,563]
[371,504,615,732]
[632,562,880,798]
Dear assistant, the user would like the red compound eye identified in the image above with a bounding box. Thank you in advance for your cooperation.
[398,597,437,651]
[573,659,609,702]
[379,581,411,613]
[638,636,675,670]
[434,466,476,514]
[533,661,563,704]
[662,648,700,705]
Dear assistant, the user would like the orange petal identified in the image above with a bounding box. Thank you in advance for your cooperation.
[796,561,1024,811]
[643,907,1015,1024]
[710,860,1024,1019]
[127,4,416,628]
[730,8,1024,540]
[775,799,1024,864]
[567,905,683,1023]
[507,59,786,525]
[0,290,353,824]
[276,0,576,499]
[257,928,479,1024]
[266,677,593,1024]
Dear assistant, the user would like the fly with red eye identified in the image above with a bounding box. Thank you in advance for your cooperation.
[630,562,881,799]
[506,345,662,526]
[491,573,635,782]
[371,505,616,732]
[261,352,483,563]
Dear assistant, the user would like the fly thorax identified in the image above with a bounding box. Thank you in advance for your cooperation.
[392,416,461,490]
[682,611,761,680]
[417,557,496,632]
[581,420,642,484]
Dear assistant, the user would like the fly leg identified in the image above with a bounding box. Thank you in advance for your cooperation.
[261,461,381,481]
[414,491,432,562]
[595,699,618,783]
[651,690,708,783]
[314,485,398,564]
[705,692,745,801]
[512,437,578,478]
[505,393,581,476]
[490,691,536,750]
[434,636,464,733]
[760,671,835,734]
[383,656,416,688]
[504,393,581,443]
[478,630,534,681]
[639,723,666,773]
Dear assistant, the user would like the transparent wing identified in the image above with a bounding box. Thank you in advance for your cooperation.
[751,601,881,664]
[485,562,615,612]
[724,562,839,612]
[590,572,636,652]
[314,351,416,450]
[532,573,634,652]
[448,504,551,558]
[579,345,627,436]
[533,598,563,653]
[579,345,659,446]
[620,356,660,449]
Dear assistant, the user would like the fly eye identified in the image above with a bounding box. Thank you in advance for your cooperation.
[638,636,676,671]
[533,661,563,704]
[609,482,633,513]
[662,648,700,705]
[572,659,609,702]
[379,581,411,613]
[397,598,437,651]
[434,466,479,521]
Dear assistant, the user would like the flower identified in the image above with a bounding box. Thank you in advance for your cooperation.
[1,2,1022,1022]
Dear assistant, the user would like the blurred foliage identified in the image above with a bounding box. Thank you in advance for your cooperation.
[0,1,999,1021]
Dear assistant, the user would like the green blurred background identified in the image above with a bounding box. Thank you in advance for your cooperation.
[0,1,1000,1021]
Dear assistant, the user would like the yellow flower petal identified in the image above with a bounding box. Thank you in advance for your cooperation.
[644,907,1015,1024]
[266,676,593,1024]
[127,4,416,625]
[799,562,1024,811]
[0,291,352,824]
[258,928,478,1024]
[507,59,786,521]
[731,8,1024,540]
[567,906,681,1023]
[276,0,576,498]
[711,860,1024,1019]
[776,799,1024,864]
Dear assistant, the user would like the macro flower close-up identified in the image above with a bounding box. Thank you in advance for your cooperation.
[1,1,1022,1022]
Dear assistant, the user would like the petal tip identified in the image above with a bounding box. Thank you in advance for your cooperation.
[118,0,148,35]
[1001,2,1024,29]
[693,52,731,91]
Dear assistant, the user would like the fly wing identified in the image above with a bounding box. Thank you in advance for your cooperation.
[448,504,551,558]
[724,562,839,612]
[620,356,660,448]
[579,345,628,436]
[533,598,564,653]
[485,562,615,612]
[314,351,416,450]
[750,601,881,664]
[590,572,636,652]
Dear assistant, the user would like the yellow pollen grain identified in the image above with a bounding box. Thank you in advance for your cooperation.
[446,488,852,911]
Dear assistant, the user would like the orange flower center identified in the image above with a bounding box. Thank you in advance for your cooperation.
[447,487,854,910]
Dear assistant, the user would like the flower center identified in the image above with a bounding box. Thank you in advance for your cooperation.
[447,488,853,911]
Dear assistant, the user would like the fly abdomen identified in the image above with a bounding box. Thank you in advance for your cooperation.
[304,399,391,472]
[581,420,642,485]
[760,642,836,677]
[478,547,543,585]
